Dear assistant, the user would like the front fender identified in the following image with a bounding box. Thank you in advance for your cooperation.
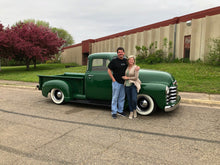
[42,80,71,102]
[139,83,167,109]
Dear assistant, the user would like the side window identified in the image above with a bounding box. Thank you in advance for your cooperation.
[92,58,110,71]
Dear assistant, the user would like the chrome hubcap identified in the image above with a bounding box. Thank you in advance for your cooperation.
[140,100,148,108]
[56,91,62,99]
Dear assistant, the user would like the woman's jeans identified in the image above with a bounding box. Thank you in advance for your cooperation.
[111,81,125,115]
[125,84,137,112]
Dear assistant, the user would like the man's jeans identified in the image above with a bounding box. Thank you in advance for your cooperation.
[111,81,125,114]
[125,84,137,112]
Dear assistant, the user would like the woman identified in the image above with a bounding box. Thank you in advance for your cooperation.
[122,55,141,119]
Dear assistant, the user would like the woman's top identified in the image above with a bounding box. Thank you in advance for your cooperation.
[124,65,141,92]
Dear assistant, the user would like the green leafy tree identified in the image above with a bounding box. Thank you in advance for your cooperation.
[51,27,74,47]
[51,27,74,62]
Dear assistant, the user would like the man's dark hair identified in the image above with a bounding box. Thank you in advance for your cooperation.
[117,47,125,53]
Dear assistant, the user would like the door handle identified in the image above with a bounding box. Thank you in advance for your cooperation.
[88,75,94,80]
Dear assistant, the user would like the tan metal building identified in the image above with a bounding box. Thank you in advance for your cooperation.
[61,6,220,65]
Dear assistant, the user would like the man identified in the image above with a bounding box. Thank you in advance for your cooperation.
[108,47,127,119]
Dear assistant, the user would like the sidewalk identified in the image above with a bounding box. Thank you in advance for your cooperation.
[0,80,38,89]
[0,80,220,108]
[180,92,220,108]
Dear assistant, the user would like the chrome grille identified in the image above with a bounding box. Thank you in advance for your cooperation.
[166,86,177,104]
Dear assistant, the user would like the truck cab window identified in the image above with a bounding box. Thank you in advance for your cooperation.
[92,59,110,71]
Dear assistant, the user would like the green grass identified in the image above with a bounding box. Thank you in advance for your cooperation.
[138,63,220,94]
[0,64,86,82]
[0,63,220,94]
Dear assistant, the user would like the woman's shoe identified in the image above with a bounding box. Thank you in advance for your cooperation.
[129,112,133,119]
[133,110,137,118]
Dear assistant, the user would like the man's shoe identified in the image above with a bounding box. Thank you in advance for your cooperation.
[117,112,126,117]
[112,114,117,119]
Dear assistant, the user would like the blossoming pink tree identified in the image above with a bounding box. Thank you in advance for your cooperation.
[0,22,65,70]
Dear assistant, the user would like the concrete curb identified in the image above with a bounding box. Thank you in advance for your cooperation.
[0,81,37,90]
[181,98,220,107]
[179,92,220,108]
[0,84,37,89]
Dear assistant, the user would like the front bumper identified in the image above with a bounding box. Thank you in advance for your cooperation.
[164,95,181,112]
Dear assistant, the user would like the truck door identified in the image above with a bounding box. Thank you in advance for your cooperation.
[85,58,112,100]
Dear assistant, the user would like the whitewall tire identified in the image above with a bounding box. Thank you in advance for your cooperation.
[136,94,155,115]
[51,88,65,104]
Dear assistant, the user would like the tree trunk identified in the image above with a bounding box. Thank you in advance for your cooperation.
[26,59,30,71]
[26,64,30,71]
[33,57,36,68]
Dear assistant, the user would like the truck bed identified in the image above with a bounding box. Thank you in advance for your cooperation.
[38,72,85,96]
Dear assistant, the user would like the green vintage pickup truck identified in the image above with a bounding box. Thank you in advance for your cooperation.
[37,52,181,115]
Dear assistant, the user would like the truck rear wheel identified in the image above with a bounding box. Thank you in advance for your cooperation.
[51,88,64,104]
[136,94,155,115]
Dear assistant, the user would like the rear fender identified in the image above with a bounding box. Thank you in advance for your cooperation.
[42,80,71,102]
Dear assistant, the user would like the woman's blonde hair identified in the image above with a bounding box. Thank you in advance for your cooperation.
[127,55,136,64]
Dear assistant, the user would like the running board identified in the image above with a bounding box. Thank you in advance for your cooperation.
[70,99,111,107]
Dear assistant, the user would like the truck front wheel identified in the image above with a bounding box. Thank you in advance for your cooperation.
[51,88,65,104]
[136,94,156,115]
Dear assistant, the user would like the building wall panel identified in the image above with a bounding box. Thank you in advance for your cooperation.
[61,7,220,65]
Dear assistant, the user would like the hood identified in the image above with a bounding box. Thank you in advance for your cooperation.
[139,69,175,86]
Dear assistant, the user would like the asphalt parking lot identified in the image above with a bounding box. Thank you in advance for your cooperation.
[0,81,220,164]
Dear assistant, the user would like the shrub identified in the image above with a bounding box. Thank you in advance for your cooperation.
[135,45,148,60]
[206,38,220,66]
[136,38,173,64]
[1,58,26,66]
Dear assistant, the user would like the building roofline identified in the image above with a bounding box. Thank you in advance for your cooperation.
[63,43,82,50]
[94,6,220,42]
[64,6,220,49]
